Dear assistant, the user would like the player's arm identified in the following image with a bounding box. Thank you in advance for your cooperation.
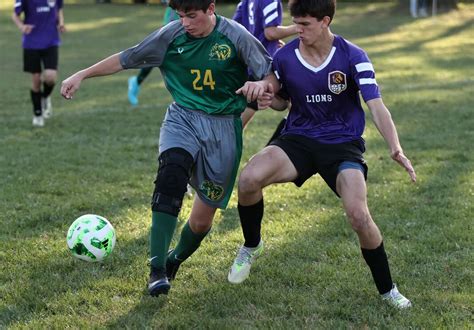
[255,73,288,110]
[237,72,280,103]
[268,94,288,111]
[264,24,298,41]
[61,53,123,100]
[58,8,66,33]
[11,12,34,34]
[367,98,416,182]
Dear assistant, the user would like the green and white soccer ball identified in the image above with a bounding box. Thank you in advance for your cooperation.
[67,214,116,262]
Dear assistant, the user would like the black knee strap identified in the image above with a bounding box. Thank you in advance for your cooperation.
[158,148,194,174]
[151,192,183,216]
[151,148,194,216]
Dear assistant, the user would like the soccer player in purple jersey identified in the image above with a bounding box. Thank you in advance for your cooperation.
[228,0,417,309]
[232,0,297,127]
[12,0,66,127]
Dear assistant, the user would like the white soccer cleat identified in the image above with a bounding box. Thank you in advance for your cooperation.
[42,96,52,119]
[228,241,264,284]
[382,284,412,309]
[32,115,44,127]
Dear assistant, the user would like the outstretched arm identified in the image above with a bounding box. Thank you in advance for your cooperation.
[367,98,417,182]
[236,73,280,103]
[61,53,123,99]
[264,24,298,41]
[257,83,288,111]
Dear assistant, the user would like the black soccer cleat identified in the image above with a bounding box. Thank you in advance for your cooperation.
[166,249,181,281]
[148,266,171,297]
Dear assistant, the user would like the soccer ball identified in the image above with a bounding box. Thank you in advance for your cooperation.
[67,214,116,262]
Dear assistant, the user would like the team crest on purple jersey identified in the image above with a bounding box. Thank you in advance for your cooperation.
[47,0,56,7]
[328,71,347,94]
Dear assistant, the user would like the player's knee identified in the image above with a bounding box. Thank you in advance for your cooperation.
[43,71,57,85]
[346,207,371,233]
[151,148,193,216]
[238,167,263,195]
[189,219,212,234]
[32,75,42,91]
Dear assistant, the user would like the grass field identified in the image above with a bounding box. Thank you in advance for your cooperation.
[1,2,473,328]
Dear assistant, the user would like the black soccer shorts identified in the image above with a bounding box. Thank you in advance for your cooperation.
[23,46,58,73]
[270,134,368,196]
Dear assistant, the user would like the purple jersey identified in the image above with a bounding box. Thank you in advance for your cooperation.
[233,0,282,56]
[14,0,63,49]
[273,35,381,144]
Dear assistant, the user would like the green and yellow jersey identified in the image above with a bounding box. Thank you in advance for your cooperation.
[120,15,272,116]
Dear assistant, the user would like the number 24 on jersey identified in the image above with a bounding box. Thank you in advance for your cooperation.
[191,69,215,91]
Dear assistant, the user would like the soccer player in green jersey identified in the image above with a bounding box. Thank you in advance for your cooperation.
[61,0,272,297]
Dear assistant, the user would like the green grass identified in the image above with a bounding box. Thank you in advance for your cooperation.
[1,2,473,328]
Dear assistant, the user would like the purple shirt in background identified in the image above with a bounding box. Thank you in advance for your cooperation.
[14,0,63,49]
[233,0,283,57]
[273,35,381,144]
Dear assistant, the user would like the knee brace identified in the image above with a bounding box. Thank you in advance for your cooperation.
[151,148,193,216]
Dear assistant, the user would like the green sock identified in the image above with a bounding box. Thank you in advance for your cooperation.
[137,67,152,85]
[150,211,177,270]
[169,221,210,263]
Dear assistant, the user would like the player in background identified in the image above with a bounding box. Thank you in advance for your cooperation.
[233,0,297,127]
[127,2,179,106]
[12,0,66,127]
[61,0,272,297]
[228,0,417,309]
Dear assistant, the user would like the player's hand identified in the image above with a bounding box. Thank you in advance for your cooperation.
[22,24,34,34]
[61,73,83,100]
[257,83,274,109]
[277,39,285,48]
[58,24,66,33]
[236,80,268,103]
[391,150,417,182]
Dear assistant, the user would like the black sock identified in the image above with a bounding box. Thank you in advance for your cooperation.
[361,241,393,294]
[137,67,153,85]
[42,82,55,98]
[238,199,264,248]
[30,90,42,116]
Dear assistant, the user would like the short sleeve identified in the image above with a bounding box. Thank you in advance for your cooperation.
[120,22,179,69]
[350,52,381,102]
[261,0,282,28]
[14,0,23,15]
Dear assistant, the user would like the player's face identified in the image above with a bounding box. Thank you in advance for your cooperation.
[177,4,216,38]
[293,15,329,46]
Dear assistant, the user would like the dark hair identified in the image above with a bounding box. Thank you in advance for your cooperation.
[290,0,336,23]
[169,0,214,12]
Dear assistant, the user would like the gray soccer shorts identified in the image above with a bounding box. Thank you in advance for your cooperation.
[158,103,243,209]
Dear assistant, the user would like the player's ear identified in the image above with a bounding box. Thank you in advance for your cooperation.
[206,2,215,15]
[322,15,331,28]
